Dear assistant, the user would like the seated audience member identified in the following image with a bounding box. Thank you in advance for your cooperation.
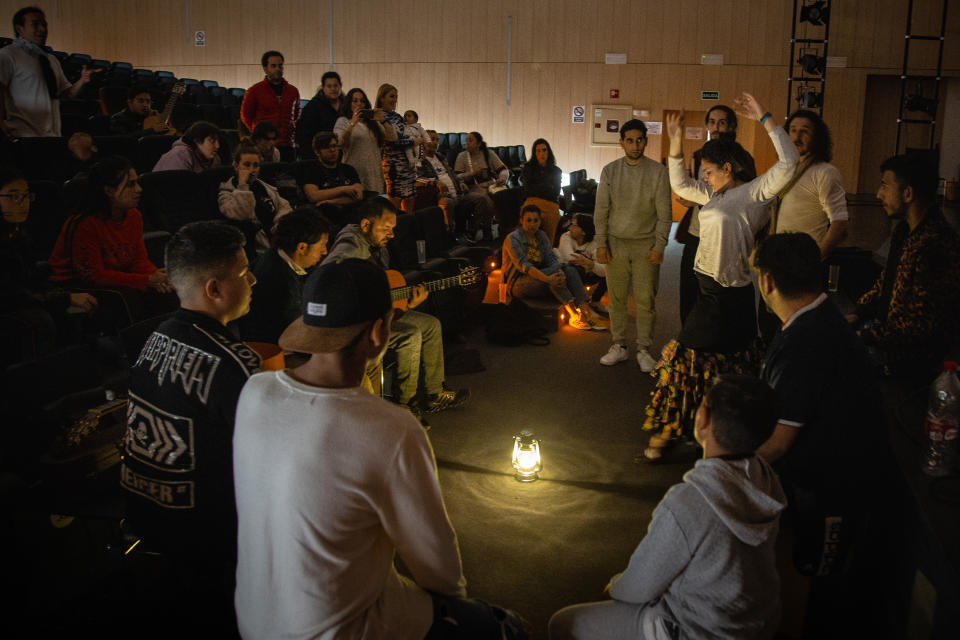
[233,258,527,640]
[250,120,280,163]
[522,138,563,245]
[121,221,259,637]
[240,207,329,345]
[334,87,389,193]
[503,204,607,331]
[752,232,882,632]
[402,109,428,169]
[324,198,468,417]
[48,156,174,324]
[64,131,99,180]
[850,153,960,377]
[454,131,508,241]
[302,131,363,224]
[0,165,97,364]
[109,86,170,136]
[218,143,292,257]
[419,129,467,234]
[556,213,606,307]
[549,375,786,640]
[295,71,343,160]
[152,120,222,172]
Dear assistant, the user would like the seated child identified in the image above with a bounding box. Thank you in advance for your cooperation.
[549,374,787,640]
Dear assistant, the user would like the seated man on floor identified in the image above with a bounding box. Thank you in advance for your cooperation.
[849,152,960,378]
[323,198,468,418]
[549,375,786,640]
[233,258,526,639]
[240,207,329,346]
[302,131,363,225]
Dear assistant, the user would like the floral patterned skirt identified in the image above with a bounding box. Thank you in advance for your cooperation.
[642,339,762,442]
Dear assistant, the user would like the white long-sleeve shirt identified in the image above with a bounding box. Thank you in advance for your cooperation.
[669,126,799,287]
[234,371,467,640]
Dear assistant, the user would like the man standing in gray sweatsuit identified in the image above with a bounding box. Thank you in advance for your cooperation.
[594,119,672,371]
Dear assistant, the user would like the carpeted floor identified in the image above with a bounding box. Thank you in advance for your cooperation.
[427,232,697,636]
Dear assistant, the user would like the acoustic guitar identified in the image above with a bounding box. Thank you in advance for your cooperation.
[386,266,482,311]
[143,81,185,136]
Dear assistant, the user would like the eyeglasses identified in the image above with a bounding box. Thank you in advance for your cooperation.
[0,192,35,204]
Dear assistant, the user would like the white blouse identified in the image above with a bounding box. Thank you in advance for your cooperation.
[669,126,799,287]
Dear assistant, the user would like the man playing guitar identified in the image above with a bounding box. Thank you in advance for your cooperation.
[323,198,469,419]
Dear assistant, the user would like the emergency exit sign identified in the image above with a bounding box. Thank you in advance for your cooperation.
[701,91,719,100]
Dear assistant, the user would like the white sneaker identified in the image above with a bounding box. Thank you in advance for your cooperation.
[600,344,629,366]
[637,349,657,372]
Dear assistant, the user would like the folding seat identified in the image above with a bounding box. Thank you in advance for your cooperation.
[138,170,215,233]
[179,78,200,86]
[25,179,67,260]
[264,161,301,203]
[228,87,246,99]
[386,211,423,276]
[490,186,523,232]
[92,135,137,164]
[207,86,226,99]
[200,166,236,214]
[60,112,89,138]
[200,79,219,88]
[154,70,175,80]
[170,103,201,132]
[84,114,110,137]
[98,85,129,116]
[60,99,100,118]
[199,103,226,127]
[0,37,13,48]
[51,50,68,62]
[8,137,66,180]
[90,59,110,71]
[134,135,176,174]
[111,61,132,71]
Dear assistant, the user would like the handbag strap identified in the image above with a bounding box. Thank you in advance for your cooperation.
[770,156,815,234]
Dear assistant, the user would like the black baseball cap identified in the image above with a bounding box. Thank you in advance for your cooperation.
[278,258,394,353]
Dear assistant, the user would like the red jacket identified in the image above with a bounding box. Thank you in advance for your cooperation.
[48,209,157,290]
[240,78,301,148]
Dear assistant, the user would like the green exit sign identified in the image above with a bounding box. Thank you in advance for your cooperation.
[701,91,720,100]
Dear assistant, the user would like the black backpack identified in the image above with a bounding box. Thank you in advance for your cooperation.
[485,299,550,347]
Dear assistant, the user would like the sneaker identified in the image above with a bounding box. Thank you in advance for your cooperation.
[568,315,594,331]
[425,388,470,413]
[600,343,629,365]
[637,348,657,372]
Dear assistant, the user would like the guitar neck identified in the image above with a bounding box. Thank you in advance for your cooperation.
[157,91,181,124]
[390,274,465,301]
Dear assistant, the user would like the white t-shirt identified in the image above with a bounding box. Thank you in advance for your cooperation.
[424,154,457,194]
[0,40,71,137]
[556,231,607,277]
[777,161,849,241]
[233,370,467,640]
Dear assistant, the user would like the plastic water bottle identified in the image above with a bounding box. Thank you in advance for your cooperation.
[922,361,960,476]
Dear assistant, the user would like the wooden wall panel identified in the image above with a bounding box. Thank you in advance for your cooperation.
[2,0,958,190]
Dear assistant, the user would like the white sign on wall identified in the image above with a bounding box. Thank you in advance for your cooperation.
[195,30,206,47]
[645,122,663,136]
[572,106,585,123]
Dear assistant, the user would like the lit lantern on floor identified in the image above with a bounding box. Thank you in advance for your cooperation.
[512,431,542,482]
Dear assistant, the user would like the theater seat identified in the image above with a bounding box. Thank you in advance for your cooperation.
[134,135,175,174]
[26,179,67,260]
[139,170,215,233]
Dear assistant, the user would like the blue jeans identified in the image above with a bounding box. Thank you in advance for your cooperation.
[510,265,588,308]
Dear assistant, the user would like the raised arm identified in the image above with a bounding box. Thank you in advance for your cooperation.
[666,112,711,205]
[733,92,800,202]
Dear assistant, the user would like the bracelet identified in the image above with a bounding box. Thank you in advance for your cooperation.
[759,112,772,125]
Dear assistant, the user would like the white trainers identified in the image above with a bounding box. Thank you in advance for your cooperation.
[637,349,657,372]
[600,343,629,366]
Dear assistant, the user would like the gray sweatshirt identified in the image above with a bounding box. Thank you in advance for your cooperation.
[593,156,672,252]
[609,455,786,640]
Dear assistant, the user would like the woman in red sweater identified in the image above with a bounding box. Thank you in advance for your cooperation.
[49,156,173,323]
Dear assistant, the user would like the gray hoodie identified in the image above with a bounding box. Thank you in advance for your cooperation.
[610,455,786,640]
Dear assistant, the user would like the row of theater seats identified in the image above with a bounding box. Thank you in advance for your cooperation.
[59,101,241,138]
